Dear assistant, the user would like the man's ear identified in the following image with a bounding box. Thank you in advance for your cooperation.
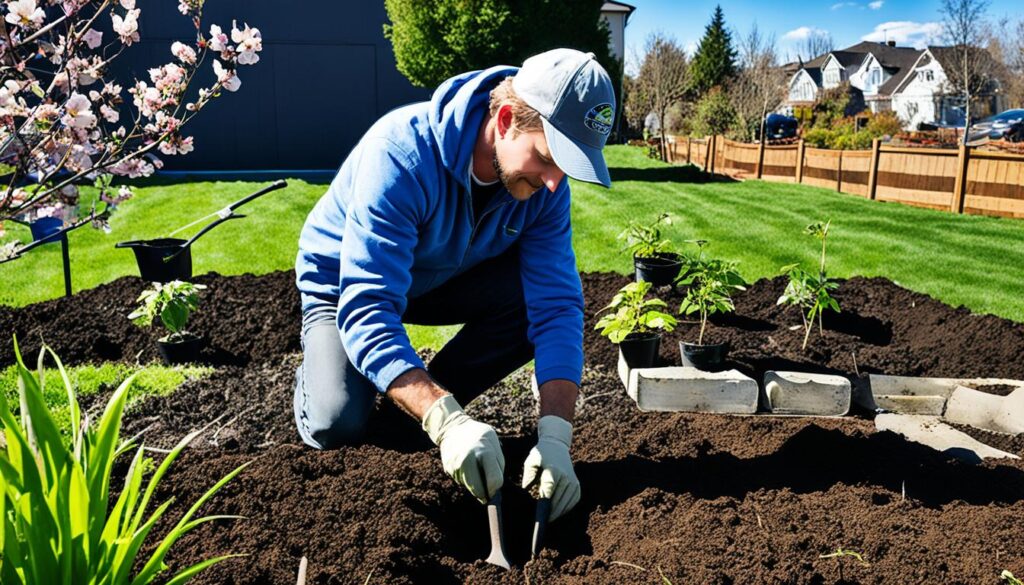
[496,104,515,139]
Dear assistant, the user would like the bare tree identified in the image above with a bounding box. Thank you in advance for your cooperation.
[986,17,1024,108]
[940,0,995,143]
[731,24,789,142]
[628,32,690,161]
[795,31,834,63]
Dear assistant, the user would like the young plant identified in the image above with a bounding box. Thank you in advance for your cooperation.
[595,280,678,343]
[676,240,746,345]
[819,547,868,581]
[777,220,840,350]
[0,338,249,584]
[1004,571,1024,585]
[618,212,675,259]
[129,280,206,342]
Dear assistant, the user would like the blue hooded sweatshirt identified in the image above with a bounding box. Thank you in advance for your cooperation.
[295,65,584,394]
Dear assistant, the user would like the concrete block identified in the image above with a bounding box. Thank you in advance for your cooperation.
[618,352,758,413]
[876,414,1019,462]
[945,385,1024,435]
[763,371,851,416]
[860,374,1024,413]
[873,395,948,416]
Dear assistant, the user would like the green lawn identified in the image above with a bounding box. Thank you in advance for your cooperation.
[3,145,1023,329]
[1,360,211,438]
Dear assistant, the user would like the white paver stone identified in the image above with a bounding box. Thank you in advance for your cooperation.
[873,395,947,416]
[945,385,1024,435]
[618,352,757,413]
[763,371,851,416]
[876,414,1019,462]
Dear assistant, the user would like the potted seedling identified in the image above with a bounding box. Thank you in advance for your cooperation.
[777,220,841,351]
[595,280,678,368]
[618,212,682,287]
[676,240,746,370]
[129,280,207,364]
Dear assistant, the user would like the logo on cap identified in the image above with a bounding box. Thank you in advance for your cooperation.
[584,103,613,135]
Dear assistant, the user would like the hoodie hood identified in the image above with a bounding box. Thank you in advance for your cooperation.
[428,65,518,189]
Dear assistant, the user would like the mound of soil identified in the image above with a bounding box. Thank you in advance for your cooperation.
[5,270,1024,583]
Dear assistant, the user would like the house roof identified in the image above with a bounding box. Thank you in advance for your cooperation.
[792,41,923,97]
[601,1,636,19]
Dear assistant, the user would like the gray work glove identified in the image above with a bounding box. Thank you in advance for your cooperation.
[422,395,504,503]
[522,415,580,521]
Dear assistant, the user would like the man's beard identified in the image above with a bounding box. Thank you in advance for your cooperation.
[493,152,542,199]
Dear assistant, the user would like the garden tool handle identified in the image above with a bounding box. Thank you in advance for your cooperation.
[484,490,511,570]
[228,179,287,212]
[164,214,244,262]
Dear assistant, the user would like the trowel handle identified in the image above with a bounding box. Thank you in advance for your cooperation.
[228,179,287,212]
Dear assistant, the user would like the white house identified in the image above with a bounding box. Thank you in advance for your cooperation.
[600,1,635,64]
[784,41,1004,129]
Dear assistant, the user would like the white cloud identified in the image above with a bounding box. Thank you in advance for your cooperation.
[783,26,830,41]
[868,0,884,9]
[831,2,857,9]
[861,21,942,49]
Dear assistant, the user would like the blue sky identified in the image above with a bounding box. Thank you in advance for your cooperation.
[622,0,1023,69]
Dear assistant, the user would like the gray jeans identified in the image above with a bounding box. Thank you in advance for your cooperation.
[294,250,533,449]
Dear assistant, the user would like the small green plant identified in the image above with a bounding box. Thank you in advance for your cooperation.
[618,212,675,259]
[129,280,206,342]
[0,338,249,584]
[595,281,678,343]
[778,220,840,350]
[1004,570,1023,585]
[676,240,746,345]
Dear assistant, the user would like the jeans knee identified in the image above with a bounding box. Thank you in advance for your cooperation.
[309,414,368,449]
[293,363,373,450]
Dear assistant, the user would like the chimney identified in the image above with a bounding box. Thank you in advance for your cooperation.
[887,40,896,47]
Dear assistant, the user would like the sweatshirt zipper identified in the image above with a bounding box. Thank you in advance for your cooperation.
[459,195,512,269]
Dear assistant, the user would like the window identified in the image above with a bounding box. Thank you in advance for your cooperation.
[870,69,881,88]
[920,69,934,82]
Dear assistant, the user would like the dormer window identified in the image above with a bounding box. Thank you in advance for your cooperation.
[920,69,934,82]
[870,68,881,87]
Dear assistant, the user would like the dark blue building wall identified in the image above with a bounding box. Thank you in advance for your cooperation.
[120,1,429,171]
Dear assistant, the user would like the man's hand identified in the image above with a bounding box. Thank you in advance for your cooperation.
[522,415,579,521]
[422,394,504,503]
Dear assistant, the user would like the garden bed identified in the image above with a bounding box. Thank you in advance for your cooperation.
[2,271,1023,584]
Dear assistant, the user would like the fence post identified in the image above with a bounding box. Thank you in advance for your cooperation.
[950,143,970,214]
[836,149,843,192]
[867,139,881,200]
[795,139,805,183]
[756,138,766,179]
[703,135,712,173]
[686,136,692,165]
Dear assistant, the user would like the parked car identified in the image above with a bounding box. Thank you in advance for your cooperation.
[759,114,798,141]
[967,109,1024,143]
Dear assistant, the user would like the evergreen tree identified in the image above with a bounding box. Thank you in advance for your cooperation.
[689,5,738,95]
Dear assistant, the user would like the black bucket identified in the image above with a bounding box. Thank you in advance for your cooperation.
[634,253,682,287]
[679,341,729,371]
[157,335,203,364]
[30,217,65,243]
[116,238,192,283]
[620,333,661,368]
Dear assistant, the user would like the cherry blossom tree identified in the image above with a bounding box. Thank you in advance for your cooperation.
[0,0,263,244]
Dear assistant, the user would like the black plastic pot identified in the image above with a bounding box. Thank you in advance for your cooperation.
[157,335,203,365]
[620,333,661,368]
[634,253,682,287]
[116,238,193,283]
[679,340,729,371]
[30,217,65,243]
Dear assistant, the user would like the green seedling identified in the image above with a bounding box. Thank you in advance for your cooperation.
[129,280,207,343]
[778,219,840,350]
[676,240,746,345]
[595,280,678,343]
[1004,570,1023,585]
[618,212,675,259]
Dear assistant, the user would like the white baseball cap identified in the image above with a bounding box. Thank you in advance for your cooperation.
[512,48,615,188]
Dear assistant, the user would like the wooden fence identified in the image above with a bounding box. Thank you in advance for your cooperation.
[667,135,1024,219]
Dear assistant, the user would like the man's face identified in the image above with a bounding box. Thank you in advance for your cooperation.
[492,110,566,201]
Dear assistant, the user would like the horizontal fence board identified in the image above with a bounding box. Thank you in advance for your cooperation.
[876,185,953,208]
[964,194,1024,218]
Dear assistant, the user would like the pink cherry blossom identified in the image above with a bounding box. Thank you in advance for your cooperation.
[5,0,45,29]
[213,60,240,92]
[230,21,262,65]
[171,41,197,65]
[62,92,97,129]
[111,8,140,45]
[82,28,103,49]
[208,24,228,52]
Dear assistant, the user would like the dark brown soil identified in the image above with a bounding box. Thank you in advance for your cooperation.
[961,383,1021,397]
[5,270,1024,584]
